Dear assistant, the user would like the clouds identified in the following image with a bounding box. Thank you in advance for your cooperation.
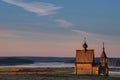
[72,29,113,43]
[2,0,74,28]
[72,29,97,37]
[1,0,120,57]
[2,0,62,16]
[55,19,74,28]
[72,29,99,38]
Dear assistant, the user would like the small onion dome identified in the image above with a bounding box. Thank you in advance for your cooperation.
[82,42,88,49]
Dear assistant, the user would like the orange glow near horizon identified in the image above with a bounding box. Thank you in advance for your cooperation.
[1,38,120,57]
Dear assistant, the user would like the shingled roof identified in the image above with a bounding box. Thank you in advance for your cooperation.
[76,49,94,63]
[100,42,107,58]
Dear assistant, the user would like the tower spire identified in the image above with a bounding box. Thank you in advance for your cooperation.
[101,42,107,58]
[103,42,105,52]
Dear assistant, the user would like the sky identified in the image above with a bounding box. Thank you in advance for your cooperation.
[0,0,120,57]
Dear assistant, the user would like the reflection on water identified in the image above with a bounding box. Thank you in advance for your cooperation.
[26,62,74,67]
[109,66,120,68]
[0,62,74,68]
[109,71,120,76]
[0,62,120,76]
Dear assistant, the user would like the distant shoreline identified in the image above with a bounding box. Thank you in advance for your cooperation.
[0,57,120,66]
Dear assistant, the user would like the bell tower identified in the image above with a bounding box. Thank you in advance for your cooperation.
[100,42,107,66]
[100,42,108,76]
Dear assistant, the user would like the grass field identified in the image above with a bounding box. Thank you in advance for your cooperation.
[0,67,119,80]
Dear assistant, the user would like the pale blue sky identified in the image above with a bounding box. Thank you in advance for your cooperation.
[0,0,120,57]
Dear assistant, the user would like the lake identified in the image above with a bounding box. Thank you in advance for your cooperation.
[0,62,74,68]
[0,62,120,76]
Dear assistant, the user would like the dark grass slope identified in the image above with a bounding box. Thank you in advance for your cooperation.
[0,74,119,80]
[0,67,119,80]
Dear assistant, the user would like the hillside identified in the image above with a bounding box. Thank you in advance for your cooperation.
[0,57,34,66]
[0,57,120,66]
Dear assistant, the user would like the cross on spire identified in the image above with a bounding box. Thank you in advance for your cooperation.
[84,37,86,43]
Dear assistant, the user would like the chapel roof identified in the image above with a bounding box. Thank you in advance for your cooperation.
[76,49,94,63]
[100,42,107,58]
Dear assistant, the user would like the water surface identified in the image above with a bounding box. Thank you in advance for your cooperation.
[0,62,119,76]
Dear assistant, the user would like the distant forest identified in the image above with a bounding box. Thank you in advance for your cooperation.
[0,57,120,66]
